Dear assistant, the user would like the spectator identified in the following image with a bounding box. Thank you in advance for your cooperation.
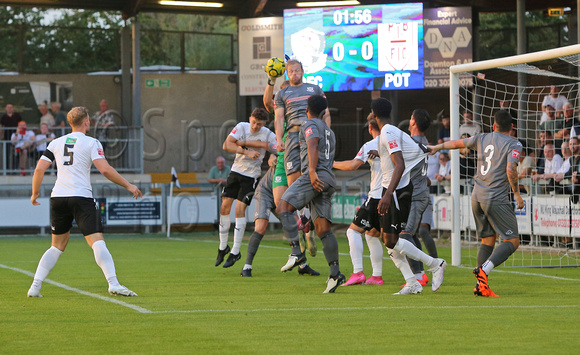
[556,103,576,140]
[35,123,55,160]
[459,111,481,137]
[556,137,580,195]
[1,103,22,169]
[554,141,572,194]
[39,104,55,128]
[437,112,450,144]
[459,133,476,182]
[91,99,115,152]
[517,148,535,194]
[434,151,451,193]
[541,85,567,124]
[51,102,69,136]
[536,131,554,174]
[539,105,563,138]
[426,139,440,194]
[11,121,35,175]
[533,143,562,193]
[208,156,231,187]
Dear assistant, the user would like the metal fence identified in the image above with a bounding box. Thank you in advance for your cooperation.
[0,126,143,175]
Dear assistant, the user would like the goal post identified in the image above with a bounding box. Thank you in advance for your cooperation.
[449,44,580,267]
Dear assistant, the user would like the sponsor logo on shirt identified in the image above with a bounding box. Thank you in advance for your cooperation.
[231,128,237,134]
[356,150,363,157]
[388,140,398,149]
[66,137,77,144]
[306,87,314,92]
[98,149,105,156]
[512,149,520,159]
[305,127,313,137]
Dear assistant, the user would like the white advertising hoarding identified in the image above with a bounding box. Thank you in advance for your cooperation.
[238,17,284,96]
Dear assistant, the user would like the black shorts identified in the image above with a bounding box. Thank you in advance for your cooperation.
[51,197,103,236]
[222,171,259,205]
[379,184,413,235]
[352,197,381,232]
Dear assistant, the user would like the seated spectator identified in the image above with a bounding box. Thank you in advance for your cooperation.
[10,121,35,175]
[541,85,567,124]
[517,148,535,194]
[533,143,563,193]
[437,112,450,144]
[539,105,563,139]
[208,156,231,187]
[459,110,481,137]
[434,151,451,193]
[35,123,55,159]
[555,137,580,194]
[39,104,55,128]
[556,103,576,140]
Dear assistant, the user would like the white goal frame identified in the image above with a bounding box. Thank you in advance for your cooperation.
[449,44,580,266]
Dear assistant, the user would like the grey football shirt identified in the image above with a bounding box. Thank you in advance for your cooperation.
[274,83,325,130]
[464,132,522,203]
[410,135,430,199]
[299,118,336,187]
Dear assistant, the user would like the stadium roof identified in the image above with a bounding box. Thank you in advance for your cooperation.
[0,0,577,19]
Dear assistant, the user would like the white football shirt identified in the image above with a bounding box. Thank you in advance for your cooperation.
[354,136,382,199]
[378,124,426,190]
[229,122,276,178]
[41,132,105,198]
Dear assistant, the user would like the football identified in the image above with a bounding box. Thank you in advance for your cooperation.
[264,57,286,78]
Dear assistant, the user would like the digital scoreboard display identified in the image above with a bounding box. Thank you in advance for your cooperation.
[284,3,424,92]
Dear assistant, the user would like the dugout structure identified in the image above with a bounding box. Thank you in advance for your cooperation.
[449,44,580,268]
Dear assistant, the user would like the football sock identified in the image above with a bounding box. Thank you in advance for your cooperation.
[346,228,364,273]
[243,264,252,270]
[303,207,311,220]
[231,217,246,254]
[31,246,63,290]
[365,234,383,277]
[280,211,301,255]
[319,231,340,277]
[419,226,438,258]
[481,260,495,275]
[393,238,437,268]
[245,231,264,266]
[400,233,423,274]
[387,248,415,281]
[488,241,517,271]
[92,240,120,287]
[218,214,231,250]
[477,244,494,267]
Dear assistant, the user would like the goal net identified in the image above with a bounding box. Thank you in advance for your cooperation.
[449,44,580,268]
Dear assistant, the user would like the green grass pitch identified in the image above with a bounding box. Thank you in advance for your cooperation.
[1,230,579,354]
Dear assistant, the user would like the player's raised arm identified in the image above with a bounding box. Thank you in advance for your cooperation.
[93,158,142,199]
[427,138,465,154]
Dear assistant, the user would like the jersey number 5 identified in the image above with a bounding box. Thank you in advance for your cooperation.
[63,144,74,166]
[481,144,494,176]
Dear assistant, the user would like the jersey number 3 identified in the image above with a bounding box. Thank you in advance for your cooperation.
[481,144,494,176]
[63,144,74,166]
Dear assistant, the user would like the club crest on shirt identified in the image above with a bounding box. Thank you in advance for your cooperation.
[231,128,237,134]
[305,127,313,137]
[306,87,314,92]
[388,140,398,149]
[356,150,363,157]
[511,149,520,159]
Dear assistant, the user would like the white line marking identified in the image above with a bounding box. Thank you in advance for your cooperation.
[151,304,579,314]
[0,263,152,314]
